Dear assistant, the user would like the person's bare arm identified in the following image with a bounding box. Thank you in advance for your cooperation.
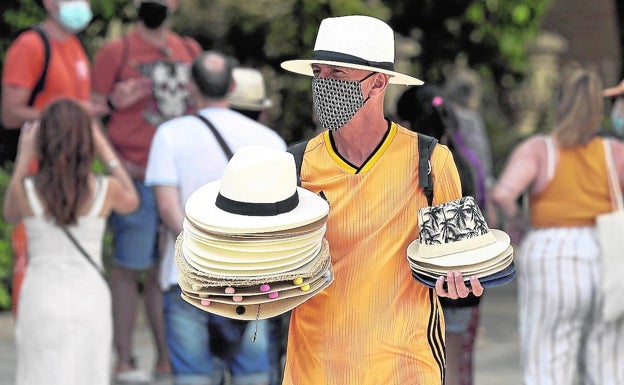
[153,185,184,237]
[1,85,40,128]
[491,136,542,218]
[92,122,139,215]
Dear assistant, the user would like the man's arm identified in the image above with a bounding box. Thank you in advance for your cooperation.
[153,185,184,236]
[1,85,41,128]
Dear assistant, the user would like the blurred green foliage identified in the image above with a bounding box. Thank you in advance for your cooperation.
[0,0,552,310]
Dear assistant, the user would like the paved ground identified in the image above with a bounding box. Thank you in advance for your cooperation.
[0,280,522,385]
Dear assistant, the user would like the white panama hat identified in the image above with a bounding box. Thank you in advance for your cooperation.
[280,15,424,86]
[184,145,329,234]
[229,67,273,111]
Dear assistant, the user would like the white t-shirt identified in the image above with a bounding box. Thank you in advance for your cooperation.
[145,107,287,290]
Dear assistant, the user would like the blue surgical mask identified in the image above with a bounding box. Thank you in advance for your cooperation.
[58,1,93,33]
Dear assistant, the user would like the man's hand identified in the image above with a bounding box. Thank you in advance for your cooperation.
[108,77,152,110]
[435,272,484,299]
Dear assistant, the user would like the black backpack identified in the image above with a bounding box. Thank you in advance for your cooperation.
[287,132,438,206]
[0,26,88,166]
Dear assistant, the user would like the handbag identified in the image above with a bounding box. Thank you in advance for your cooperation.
[596,139,624,322]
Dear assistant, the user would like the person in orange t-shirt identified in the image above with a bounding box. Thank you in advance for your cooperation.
[2,0,96,131]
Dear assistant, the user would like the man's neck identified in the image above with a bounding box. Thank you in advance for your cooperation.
[196,100,230,110]
[137,23,169,45]
[41,17,74,41]
[332,112,389,167]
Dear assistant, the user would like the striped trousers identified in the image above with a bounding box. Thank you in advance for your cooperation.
[517,227,624,385]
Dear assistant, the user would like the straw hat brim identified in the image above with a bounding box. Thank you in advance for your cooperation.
[180,270,333,320]
[183,242,322,275]
[411,261,517,289]
[409,246,514,278]
[176,235,332,287]
[230,98,273,111]
[407,229,510,267]
[185,181,329,234]
[280,59,424,86]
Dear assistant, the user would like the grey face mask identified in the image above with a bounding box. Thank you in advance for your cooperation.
[312,73,375,131]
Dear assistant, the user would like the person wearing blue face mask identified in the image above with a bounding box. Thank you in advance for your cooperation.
[91,0,202,382]
[2,0,98,144]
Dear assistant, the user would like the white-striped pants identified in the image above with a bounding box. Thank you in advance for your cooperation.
[518,227,624,385]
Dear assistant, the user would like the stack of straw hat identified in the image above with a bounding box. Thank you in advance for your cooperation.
[407,196,516,288]
[175,145,333,320]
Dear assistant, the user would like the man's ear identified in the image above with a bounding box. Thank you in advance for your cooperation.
[369,73,389,97]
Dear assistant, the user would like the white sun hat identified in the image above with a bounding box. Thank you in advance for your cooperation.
[229,67,273,111]
[184,145,329,234]
[280,15,424,86]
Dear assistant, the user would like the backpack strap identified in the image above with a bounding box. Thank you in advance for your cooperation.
[26,26,89,107]
[194,114,234,160]
[417,133,438,207]
[113,35,130,84]
[27,25,51,107]
[287,140,309,187]
[286,134,436,205]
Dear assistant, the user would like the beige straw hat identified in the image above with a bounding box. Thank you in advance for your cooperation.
[280,15,423,86]
[229,67,273,111]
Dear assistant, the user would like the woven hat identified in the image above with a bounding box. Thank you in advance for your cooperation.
[407,196,511,267]
[280,15,423,86]
[412,261,517,289]
[176,145,333,320]
[229,67,273,111]
[185,145,329,234]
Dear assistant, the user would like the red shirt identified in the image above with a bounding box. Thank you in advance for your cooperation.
[92,29,201,172]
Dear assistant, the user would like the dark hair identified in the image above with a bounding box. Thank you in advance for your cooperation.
[396,85,459,143]
[396,85,476,199]
[191,51,238,99]
[35,99,94,225]
[232,108,262,121]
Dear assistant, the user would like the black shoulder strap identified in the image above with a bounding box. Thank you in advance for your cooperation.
[417,133,438,207]
[287,140,309,187]
[28,25,51,107]
[285,134,436,204]
[194,114,234,160]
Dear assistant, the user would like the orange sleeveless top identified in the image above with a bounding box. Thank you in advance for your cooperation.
[530,137,612,228]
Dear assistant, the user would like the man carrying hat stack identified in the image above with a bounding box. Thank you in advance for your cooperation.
[279,15,484,385]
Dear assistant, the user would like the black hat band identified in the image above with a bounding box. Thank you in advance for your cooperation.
[215,191,299,216]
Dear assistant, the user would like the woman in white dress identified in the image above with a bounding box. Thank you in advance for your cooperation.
[3,99,139,385]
